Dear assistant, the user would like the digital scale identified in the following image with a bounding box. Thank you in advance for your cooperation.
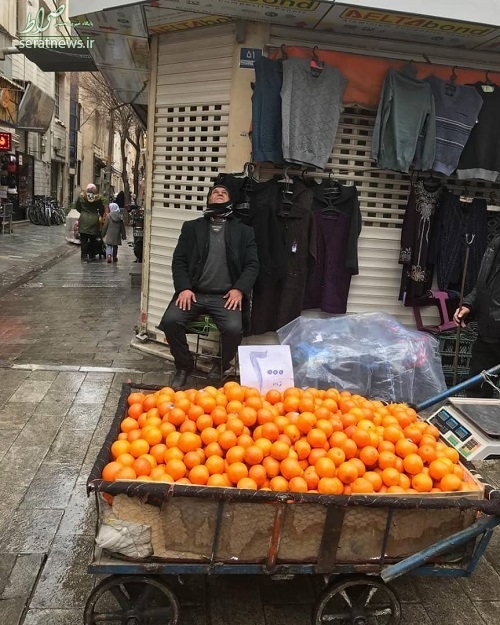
[426,398,500,461]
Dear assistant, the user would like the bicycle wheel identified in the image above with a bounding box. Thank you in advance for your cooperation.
[28,205,37,224]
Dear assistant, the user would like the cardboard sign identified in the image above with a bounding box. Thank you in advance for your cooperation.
[238,345,294,394]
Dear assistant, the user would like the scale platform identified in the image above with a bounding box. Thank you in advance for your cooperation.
[425,398,500,461]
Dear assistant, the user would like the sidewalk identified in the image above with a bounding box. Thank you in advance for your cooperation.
[0,224,499,625]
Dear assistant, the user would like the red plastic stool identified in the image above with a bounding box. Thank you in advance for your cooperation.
[408,290,457,334]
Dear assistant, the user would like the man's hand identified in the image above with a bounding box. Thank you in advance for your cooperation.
[453,306,470,328]
[223,289,243,311]
[175,290,196,311]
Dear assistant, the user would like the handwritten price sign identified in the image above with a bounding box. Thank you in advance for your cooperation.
[238,345,294,394]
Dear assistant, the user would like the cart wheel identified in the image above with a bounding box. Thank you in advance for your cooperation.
[313,575,401,625]
[84,574,180,625]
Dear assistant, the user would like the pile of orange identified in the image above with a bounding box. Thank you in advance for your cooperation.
[101,383,474,495]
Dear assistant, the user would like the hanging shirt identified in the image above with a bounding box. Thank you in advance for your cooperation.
[372,67,436,173]
[252,58,283,164]
[456,84,500,182]
[399,180,444,300]
[422,76,483,176]
[303,182,362,314]
[281,58,347,170]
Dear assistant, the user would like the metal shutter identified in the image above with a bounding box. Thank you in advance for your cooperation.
[147,26,234,339]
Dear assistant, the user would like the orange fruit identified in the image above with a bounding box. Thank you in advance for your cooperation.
[351,477,374,494]
[219,430,238,450]
[411,472,433,492]
[261,422,280,442]
[140,453,157,468]
[165,431,181,448]
[256,408,274,425]
[428,459,452,481]
[254,437,273,457]
[244,445,264,466]
[196,414,213,431]
[383,425,404,443]
[102,461,123,481]
[128,392,146,406]
[402,453,424,476]
[227,462,248,484]
[165,459,187,480]
[337,462,358,484]
[381,467,400,487]
[288,476,308,493]
[351,428,371,449]
[236,477,258,490]
[177,432,202,453]
[387,485,406,494]
[269,476,289,491]
[341,439,358,460]
[116,453,135,467]
[111,439,130,458]
[179,419,197,434]
[318,477,344,494]
[115,466,137,480]
[417,444,437,464]
[205,455,225,475]
[378,451,397,469]
[168,408,186,426]
[358,446,379,468]
[205,442,224,458]
[263,456,280,478]
[189,465,209,485]
[127,430,143,443]
[295,439,312,460]
[265,389,282,405]
[132,457,152,477]
[164,447,184,463]
[211,407,228,426]
[296,412,317,434]
[159,422,175,439]
[378,440,395,454]
[308,448,327,465]
[364,471,383,491]
[439,473,463,492]
[121,417,140,433]
[326,447,345,467]
[248,464,267,487]
[315,457,336,479]
[403,425,422,444]
[187,404,204,421]
[201,427,218,446]
[443,447,460,464]
[395,438,418,458]
[127,403,143,420]
[270,441,290,461]
[280,457,303,480]
[349,458,366,477]
[184,451,203,469]
[225,445,245,464]
[307,428,327,449]
[207,474,229,487]
[142,427,163,446]
[226,417,245,436]
[129,439,149,458]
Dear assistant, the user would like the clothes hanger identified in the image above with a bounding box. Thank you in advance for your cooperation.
[310,46,324,78]
[280,44,288,60]
[481,70,497,93]
[459,182,474,204]
[277,168,294,206]
[322,172,342,213]
[401,60,418,78]
[444,66,458,96]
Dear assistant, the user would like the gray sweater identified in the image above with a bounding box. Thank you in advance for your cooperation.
[372,67,436,173]
[281,58,347,170]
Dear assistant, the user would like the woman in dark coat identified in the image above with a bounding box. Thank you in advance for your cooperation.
[76,183,105,261]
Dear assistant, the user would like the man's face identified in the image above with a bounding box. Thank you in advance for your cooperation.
[209,187,229,203]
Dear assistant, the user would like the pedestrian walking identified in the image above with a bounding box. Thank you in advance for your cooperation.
[76,183,105,262]
[101,202,127,263]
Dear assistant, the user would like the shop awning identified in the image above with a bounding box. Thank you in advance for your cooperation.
[18,46,97,72]
[68,0,500,111]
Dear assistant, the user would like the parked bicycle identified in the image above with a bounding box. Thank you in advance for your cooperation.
[26,196,66,226]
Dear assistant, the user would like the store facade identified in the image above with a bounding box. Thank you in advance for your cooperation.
[70,1,500,345]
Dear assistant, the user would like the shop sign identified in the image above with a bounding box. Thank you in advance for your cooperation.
[239,47,263,69]
[0,132,12,152]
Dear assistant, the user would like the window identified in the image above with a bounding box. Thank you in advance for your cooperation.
[55,74,62,118]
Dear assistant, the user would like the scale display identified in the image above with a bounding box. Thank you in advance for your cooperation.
[425,398,500,461]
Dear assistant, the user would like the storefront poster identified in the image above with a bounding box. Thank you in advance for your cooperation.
[320,5,500,49]
[16,83,55,133]
[0,79,21,126]
[144,0,331,31]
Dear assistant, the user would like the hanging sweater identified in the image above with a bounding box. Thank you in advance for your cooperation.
[456,84,500,182]
[372,67,436,173]
[251,57,283,163]
[422,76,483,176]
[281,58,347,170]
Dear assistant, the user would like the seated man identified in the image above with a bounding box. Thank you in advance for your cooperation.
[159,184,259,390]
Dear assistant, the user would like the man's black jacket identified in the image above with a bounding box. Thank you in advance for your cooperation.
[464,235,500,342]
[171,216,259,333]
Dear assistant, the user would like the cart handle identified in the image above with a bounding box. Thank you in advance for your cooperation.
[381,515,500,582]
[416,363,500,412]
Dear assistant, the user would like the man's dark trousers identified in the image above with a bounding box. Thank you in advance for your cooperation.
[466,337,500,398]
[159,293,242,371]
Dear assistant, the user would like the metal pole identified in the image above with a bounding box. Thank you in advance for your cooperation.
[105,110,114,203]
[452,233,475,386]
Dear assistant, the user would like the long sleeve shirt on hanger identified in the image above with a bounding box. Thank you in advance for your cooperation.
[422,76,483,176]
[371,67,436,173]
[303,182,362,314]
[252,57,283,163]
[456,84,500,182]
[281,58,347,170]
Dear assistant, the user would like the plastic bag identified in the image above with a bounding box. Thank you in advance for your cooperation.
[96,498,153,559]
[276,312,447,405]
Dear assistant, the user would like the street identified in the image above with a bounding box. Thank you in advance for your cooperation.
[0,224,499,625]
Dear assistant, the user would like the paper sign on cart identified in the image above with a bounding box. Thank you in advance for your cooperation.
[238,345,294,394]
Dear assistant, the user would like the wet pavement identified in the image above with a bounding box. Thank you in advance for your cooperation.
[0,224,499,624]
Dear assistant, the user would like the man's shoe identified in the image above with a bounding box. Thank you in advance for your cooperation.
[170,369,192,390]
[207,364,232,382]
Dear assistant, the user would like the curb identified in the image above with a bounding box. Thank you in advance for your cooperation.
[0,243,79,298]
[130,336,173,362]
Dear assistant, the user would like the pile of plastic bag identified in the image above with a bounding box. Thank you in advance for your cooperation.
[277,312,447,405]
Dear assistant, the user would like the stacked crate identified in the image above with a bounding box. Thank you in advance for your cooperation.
[438,325,477,391]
